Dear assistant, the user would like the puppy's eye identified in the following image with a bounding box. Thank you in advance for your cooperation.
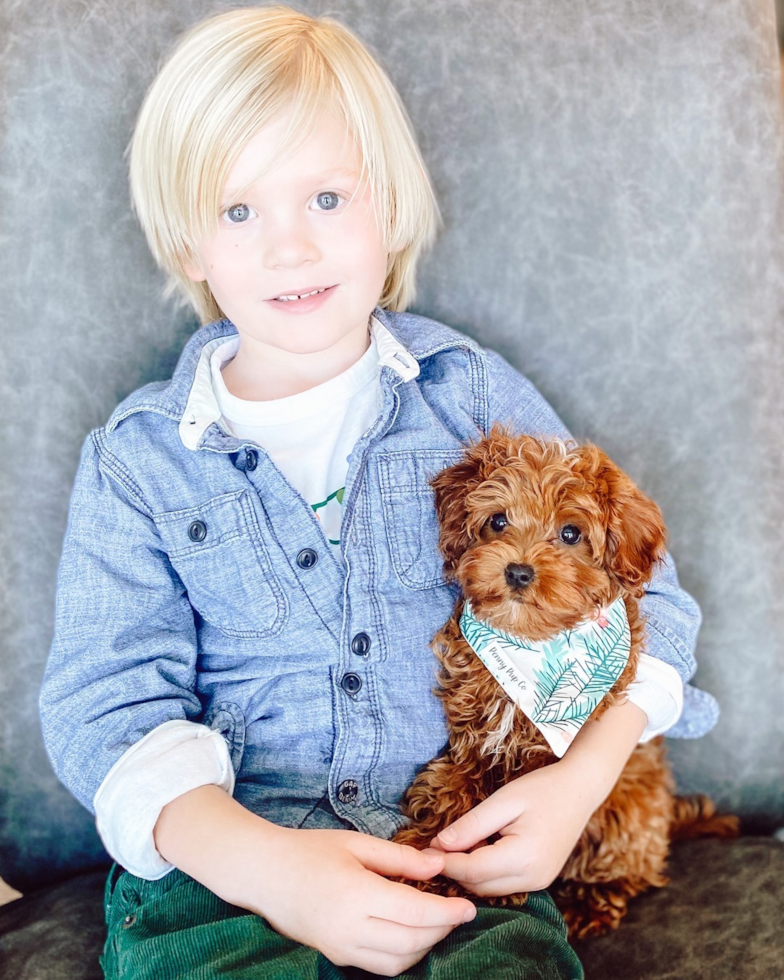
[488,513,509,532]
[559,524,582,545]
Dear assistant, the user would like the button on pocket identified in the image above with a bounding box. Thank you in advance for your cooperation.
[377,450,465,591]
[156,490,287,638]
[188,520,207,542]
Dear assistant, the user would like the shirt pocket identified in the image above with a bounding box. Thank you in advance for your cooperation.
[155,489,287,638]
[377,449,465,591]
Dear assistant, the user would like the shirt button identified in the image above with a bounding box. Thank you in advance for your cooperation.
[341,672,362,695]
[245,448,258,471]
[188,520,207,542]
[338,779,359,804]
[351,632,371,656]
[296,548,318,569]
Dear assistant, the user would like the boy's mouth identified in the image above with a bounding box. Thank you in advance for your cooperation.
[272,286,332,302]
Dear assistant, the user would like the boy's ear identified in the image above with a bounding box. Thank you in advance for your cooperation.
[183,257,207,283]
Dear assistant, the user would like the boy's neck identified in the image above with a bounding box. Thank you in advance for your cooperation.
[221,326,372,401]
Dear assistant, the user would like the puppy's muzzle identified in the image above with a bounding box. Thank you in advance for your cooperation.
[505,562,535,591]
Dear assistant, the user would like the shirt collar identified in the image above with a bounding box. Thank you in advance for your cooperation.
[178,315,420,451]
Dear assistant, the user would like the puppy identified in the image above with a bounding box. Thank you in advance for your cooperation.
[394,429,737,938]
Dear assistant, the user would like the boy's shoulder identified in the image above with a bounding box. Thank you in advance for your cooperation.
[377,308,484,360]
[103,319,237,436]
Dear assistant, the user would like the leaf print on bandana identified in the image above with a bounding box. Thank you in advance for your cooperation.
[459,597,631,757]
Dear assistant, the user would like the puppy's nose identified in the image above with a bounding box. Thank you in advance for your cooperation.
[505,563,535,590]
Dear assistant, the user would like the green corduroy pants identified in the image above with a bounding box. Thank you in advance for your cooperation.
[101,866,583,979]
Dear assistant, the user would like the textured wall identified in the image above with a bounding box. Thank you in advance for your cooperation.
[2,0,783,889]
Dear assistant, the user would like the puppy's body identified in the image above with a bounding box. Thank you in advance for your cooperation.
[394,431,736,938]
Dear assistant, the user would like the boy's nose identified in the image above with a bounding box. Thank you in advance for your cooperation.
[264,217,321,269]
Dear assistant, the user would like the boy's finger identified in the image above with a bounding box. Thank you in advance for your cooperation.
[360,916,458,956]
[451,873,531,898]
[350,835,447,880]
[438,837,523,886]
[371,877,476,929]
[433,788,522,851]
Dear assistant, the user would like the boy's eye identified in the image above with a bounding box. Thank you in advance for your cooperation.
[488,513,509,532]
[559,524,582,545]
[222,203,256,224]
[311,191,341,212]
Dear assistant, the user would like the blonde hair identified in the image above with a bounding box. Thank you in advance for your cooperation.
[129,5,440,323]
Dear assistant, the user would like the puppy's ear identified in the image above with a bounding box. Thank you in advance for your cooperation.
[580,447,668,597]
[430,450,487,579]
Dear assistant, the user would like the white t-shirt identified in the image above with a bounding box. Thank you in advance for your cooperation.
[210,333,381,554]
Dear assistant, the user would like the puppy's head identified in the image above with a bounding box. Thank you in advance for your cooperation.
[432,428,667,640]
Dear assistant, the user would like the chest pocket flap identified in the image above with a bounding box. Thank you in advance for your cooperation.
[377,449,465,591]
[155,489,287,638]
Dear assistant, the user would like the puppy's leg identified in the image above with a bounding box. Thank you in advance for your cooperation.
[554,738,674,938]
[670,793,740,840]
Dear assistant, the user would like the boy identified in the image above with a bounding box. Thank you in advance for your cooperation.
[41,7,713,977]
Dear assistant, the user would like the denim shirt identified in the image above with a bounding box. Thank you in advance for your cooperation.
[40,309,717,841]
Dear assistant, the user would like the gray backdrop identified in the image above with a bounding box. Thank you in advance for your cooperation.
[2,0,783,890]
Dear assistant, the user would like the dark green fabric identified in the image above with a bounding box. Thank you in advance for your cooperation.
[101,866,583,979]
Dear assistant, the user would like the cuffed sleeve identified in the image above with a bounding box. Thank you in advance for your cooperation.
[94,719,235,879]
[626,654,683,741]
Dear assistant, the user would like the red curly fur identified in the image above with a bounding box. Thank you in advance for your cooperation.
[393,429,738,939]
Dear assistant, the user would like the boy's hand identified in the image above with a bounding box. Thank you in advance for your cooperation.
[154,785,475,977]
[429,699,648,896]
[253,826,476,975]
[427,760,596,894]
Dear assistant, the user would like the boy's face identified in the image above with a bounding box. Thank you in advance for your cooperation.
[185,110,389,361]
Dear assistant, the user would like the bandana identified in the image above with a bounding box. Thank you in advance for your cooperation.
[459,596,631,757]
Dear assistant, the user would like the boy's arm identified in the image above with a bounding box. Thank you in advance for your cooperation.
[40,431,210,813]
[430,699,648,894]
